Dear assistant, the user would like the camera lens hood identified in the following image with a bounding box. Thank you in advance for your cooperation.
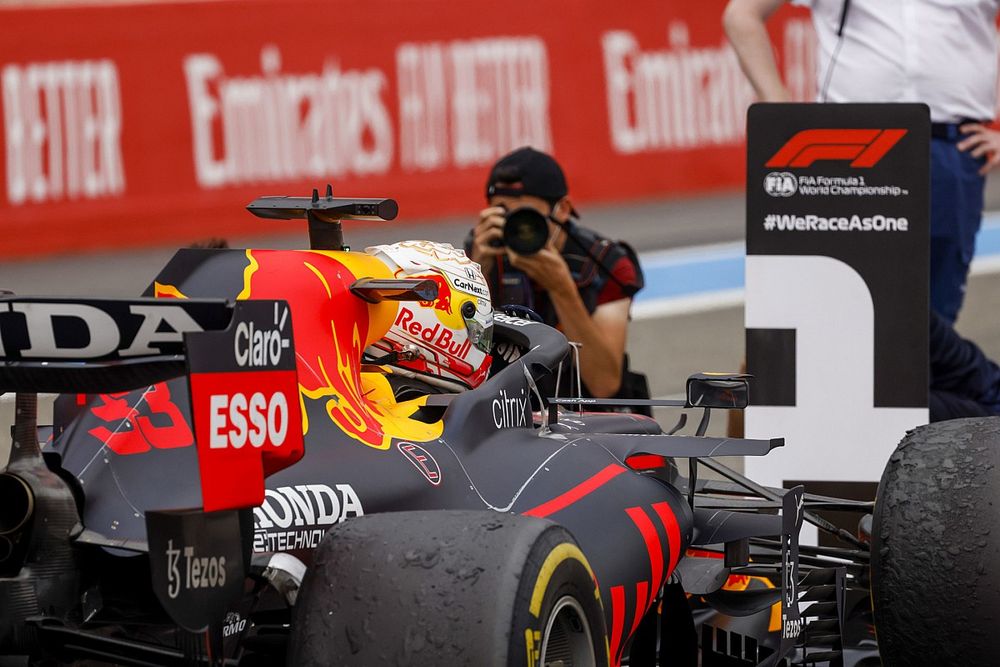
[503,207,549,255]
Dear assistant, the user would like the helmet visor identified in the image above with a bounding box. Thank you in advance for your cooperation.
[464,311,493,354]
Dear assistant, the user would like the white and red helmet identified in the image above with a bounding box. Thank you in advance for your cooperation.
[365,241,493,389]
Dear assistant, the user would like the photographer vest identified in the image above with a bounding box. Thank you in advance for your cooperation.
[485,222,643,323]
[473,223,650,412]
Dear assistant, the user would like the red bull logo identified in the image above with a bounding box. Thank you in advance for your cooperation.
[154,249,443,450]
[394,307,473,360]
[236,250,441,450]
[418,273,452,314]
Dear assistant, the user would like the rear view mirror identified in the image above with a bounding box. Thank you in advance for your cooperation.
[685,373,751,410]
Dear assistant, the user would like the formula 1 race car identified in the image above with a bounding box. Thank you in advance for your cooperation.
[0,193,996,666]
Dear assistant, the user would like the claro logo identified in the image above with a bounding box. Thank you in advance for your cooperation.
[234,304,290,368]
[766,129,907,168]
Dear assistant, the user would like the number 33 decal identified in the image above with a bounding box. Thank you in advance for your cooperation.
[88,383,193,455]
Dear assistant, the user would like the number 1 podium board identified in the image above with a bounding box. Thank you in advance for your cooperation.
[744,103,929,541]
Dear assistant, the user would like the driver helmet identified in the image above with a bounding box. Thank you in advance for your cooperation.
[364,241,493,389]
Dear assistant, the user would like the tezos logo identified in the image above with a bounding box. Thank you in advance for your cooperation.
[165,539,227,599]
[764,172,797,197]
[234,303,290,367]
[492,388,529,428]
[782,615,803,640]
[209,392,290,449]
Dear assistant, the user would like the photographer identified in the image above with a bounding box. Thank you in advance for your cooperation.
[467,147,645,401]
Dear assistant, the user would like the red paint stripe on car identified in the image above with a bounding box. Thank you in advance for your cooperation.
[625,506,664,591]
[652,501,682,575]
[609,584,626,666]
[523,464,626,518]
[631,580,649,638]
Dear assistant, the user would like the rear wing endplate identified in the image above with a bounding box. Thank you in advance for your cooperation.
[0,296,304,511]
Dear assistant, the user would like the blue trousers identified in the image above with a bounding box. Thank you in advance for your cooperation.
[929,137,985,324]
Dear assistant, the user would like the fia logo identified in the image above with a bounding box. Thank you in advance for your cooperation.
[764,172,797,197]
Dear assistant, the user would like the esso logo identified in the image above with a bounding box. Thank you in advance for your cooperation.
[209,392,289,449]
[234,321,288,368]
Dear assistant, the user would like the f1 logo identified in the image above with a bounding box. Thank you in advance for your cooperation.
[766,129,907,168]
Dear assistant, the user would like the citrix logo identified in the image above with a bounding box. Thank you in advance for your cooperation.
[492,387,529,428]
[766,129,907,168]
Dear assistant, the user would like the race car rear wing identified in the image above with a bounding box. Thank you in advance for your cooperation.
[0,296,304,511]
[1,296,306,636]
[0,297,232,393]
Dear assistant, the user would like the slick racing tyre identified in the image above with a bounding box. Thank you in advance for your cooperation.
[288,510,608,666]
[871,418,1000,666]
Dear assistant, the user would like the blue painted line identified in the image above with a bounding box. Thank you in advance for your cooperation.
[634,213,1000,304]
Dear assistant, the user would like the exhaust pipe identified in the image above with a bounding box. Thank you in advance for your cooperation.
[0,394,81,653]
[0,473,34,536]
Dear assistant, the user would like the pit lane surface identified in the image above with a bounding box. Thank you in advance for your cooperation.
[3,190,1000,460]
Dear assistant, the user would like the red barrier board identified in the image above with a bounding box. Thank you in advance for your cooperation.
[0,1,813,259]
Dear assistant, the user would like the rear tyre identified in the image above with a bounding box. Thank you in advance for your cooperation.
[871,418,1000,666]
[288,510,607,666]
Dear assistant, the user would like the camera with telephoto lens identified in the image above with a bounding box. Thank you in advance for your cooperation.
[488,206,550,255]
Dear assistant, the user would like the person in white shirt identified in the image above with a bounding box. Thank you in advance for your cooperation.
[723,0,1000,324]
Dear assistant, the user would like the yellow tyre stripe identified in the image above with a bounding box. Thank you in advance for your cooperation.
[529,542,596,618]
[526,540,606,665]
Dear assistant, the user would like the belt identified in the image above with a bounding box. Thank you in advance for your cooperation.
[931,120,987,142]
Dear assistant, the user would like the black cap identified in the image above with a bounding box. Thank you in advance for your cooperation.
[486,147,570,205]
